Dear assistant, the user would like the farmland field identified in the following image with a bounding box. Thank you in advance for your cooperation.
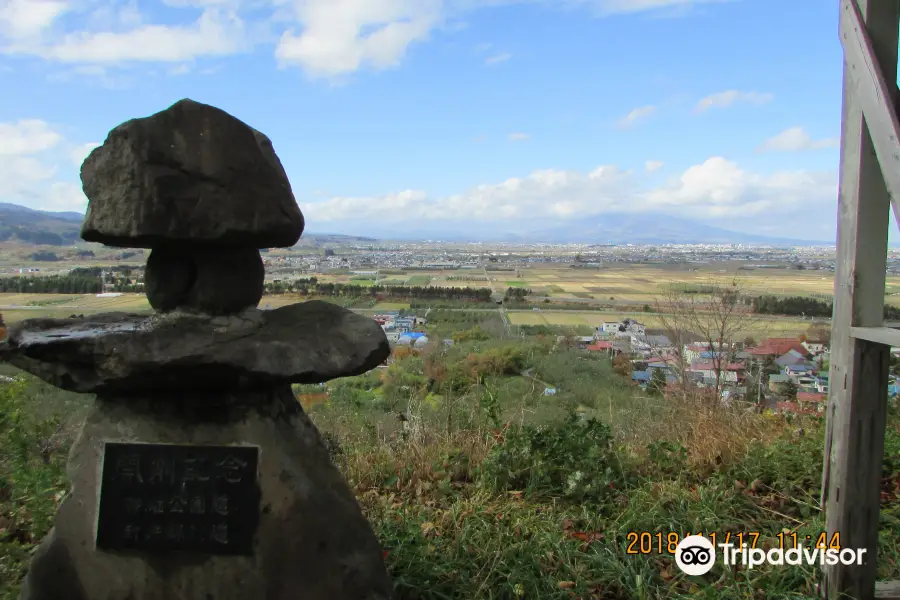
[0,293,413,323]
[406,275,432,286]
[288,265,874,307]
[511,265,853,301]
[372,302,410,310]
[507,312,549,325]
[507,310,814,337]
[0,293,153,322]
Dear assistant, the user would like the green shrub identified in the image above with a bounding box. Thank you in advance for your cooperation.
[476,414,625,502]
[0,377,83,600]
[645,440,688,477]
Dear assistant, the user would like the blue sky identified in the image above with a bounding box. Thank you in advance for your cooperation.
[0,0,859,241]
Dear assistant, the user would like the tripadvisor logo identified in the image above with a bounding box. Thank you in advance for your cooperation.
[675,535,716,576]
[674,535,867,575]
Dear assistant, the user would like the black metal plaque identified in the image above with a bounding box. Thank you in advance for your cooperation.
[96,442,260,555]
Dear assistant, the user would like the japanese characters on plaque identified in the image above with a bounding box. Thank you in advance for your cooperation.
[95,443,260,555]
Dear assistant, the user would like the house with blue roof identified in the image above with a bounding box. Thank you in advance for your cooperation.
[632,371,651,384]
[785,364,816,377]
[646,359,674,374]
[776,350,812,369]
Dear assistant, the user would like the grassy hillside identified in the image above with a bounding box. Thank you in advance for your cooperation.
[2,327,898,599]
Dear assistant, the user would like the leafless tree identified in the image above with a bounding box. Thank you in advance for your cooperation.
[655,277,766,409]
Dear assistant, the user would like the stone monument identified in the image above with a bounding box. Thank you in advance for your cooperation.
[0,99,394,600]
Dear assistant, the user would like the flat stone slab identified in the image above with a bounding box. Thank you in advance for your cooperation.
[0,301,389,394]
[19,387,394,600]
[80,98,305,249]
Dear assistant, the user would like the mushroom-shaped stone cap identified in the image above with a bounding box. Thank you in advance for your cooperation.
[80,98,305,249]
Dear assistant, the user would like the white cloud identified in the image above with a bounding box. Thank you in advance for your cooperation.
[0,0,737,77]
[694,90,773,113]
[169,63,192,75]
[84,1,143,30]
[643,157,835,219]
[44,181,89,210]
[0,0,68,39]
[0,156,56,190]
[0,112,838,236]
[617,105,655,128]
[48,64,137,89]
[275,0,442,78]
[300,156,837,237]
[5,8,247,64]
[484,52,510,65]
[508,132,529,141]
[0,118,89,212]
[162,0,239,7]
[586,0,729,15]
[70,141,99,166]
[645,160,664,172]
[0,119,62,155]
[758,127,839,152]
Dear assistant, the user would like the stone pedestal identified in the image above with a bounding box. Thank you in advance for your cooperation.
[20,388,392,600]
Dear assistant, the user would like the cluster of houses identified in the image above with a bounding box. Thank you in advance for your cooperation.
[372,312,430,347]
[575,318,841,414]
[363,312,897,414]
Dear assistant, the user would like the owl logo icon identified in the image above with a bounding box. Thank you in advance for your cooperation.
[675,535,716,576]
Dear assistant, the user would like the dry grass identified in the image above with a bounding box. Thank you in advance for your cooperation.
[341,429,497,493]
[317,389,794,504]
[624,397,792,470]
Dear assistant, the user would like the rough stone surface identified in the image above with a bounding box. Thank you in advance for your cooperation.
[145,246,264,314]
[0,301,389,394]
[80,98,305,249]
[19,387,394,600]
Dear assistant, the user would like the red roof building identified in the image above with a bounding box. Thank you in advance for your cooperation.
[797,391,827,403]
[586,341,614,351]
[748,338,810,358]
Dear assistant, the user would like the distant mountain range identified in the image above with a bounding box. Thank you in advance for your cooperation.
[322,214,834,246]
[0,203,83,246]
[0,203,374,246]
[521,214,831,246]
[0,202,833,246]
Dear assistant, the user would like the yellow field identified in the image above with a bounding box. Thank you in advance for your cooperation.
[0,293,307,322]
[510,265,851,301]
[281,265,876,307]
[0,293,152,323]
[258,294,306,309]
[509,312,549,325]
[0,293,413,324]
[538,313,590,326]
